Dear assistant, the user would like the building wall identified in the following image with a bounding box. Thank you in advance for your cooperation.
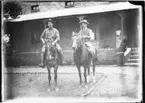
[5,9,139,66]
[20,2,109,14]
[123,9,139,47]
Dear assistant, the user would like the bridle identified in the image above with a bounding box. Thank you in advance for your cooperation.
[72,34,90,51]
[45,42,55,61]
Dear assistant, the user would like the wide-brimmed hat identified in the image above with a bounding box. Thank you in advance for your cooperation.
[45,19,54,24]
[116,30,121,35]
[79,19,89,25]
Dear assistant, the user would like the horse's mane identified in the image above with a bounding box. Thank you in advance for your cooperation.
[50,46,58,58]
[72,32,92,64]
[45,44,58,60]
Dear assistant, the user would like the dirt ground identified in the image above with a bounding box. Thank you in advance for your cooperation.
[4,72,104,100]
[4,65,142,103]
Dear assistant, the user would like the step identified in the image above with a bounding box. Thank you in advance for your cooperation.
[131,48,139,50]
[131,51,139,55]
[130,55,139,59]
[124,63,139,67]
[129,55,139,59]
[131,48,140,52]
[127,59,139,63]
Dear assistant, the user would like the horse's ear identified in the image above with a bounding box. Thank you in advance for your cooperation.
[72,31,75,36]
[72,31,75,37]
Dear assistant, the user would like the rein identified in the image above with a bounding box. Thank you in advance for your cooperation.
[45,43,57,62]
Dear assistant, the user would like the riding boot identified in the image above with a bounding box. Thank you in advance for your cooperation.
[39,53,45,68]
[59,51,65,65]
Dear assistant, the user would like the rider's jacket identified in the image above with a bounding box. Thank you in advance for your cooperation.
[78,28,94,40]
[41,28,60,43]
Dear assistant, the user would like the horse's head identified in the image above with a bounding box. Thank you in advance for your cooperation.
[45,42,56,61]
[72,31,81,51]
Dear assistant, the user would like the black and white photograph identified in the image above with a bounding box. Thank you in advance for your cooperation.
[1,0,143,103]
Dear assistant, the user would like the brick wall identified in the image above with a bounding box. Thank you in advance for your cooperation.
[20,2,109,14]
[4,2,139,66]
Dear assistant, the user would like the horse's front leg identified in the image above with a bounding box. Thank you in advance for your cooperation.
[47,65,51,91]
[54,65,59,91]
[84,66,87,85]
[76,65,82,85]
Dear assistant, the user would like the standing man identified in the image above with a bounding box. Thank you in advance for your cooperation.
[78,19,96,57]
[116,30,127,66]
[116,30,127,52]
[39,19,64,68]
[116,30,122,49]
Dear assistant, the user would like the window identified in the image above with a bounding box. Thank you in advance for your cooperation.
[31,5,40,13]
[65,1,75,8]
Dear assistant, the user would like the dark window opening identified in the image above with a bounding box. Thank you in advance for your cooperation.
[31,5,40,13]
[65,1,75,8]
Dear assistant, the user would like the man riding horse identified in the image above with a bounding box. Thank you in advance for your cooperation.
[73,19,96,58]
[72,19,97,84]
[39,19,64,68]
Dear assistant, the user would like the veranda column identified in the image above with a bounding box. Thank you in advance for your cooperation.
[118,12,125,38]
[95,25,100,49]
[117,12,125,66]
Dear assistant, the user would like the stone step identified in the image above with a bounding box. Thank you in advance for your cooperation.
[130,55,139,59]
[130,54,139,59]
[131,51,139,55]
[124,63,139,67]
[131,48,139,50]
[131,49,139,52]
[127,59,139,63]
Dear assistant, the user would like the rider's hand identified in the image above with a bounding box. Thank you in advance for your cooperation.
[42,39,45,44]
[52,42,55,46]
[86,36,91,39]
[82,36,90,39]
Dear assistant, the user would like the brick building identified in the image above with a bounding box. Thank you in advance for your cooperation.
[3,1,141,66]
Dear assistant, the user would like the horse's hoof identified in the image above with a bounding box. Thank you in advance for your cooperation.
[87,76,90,83]
[85,85,88,88]
[93,76,96,83]
[93,80,96,83]
[47,88,51,92]
[79,84,83,88]
[39,64,45,68]
[55,87,59,91]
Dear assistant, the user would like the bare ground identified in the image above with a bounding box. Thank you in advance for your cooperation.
[4,72,103,100]
[4,66,141,102]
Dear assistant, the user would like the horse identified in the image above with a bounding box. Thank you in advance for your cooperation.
[72,32,97,86]
[44,42,61,91]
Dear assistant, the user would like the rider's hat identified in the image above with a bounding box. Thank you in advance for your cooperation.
[45,19,54,24]
[116,30,121,36]
[79,19,89,25]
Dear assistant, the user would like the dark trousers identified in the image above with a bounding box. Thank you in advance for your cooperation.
[117,52,124,66]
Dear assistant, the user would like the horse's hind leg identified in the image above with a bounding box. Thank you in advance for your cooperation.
[87,66,91,83]
[47,66,51,91]
[92,60,96,83]
[54,66,59,91]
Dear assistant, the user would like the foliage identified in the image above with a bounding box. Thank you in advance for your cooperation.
[4,1,22,19]
[3,34,10,44]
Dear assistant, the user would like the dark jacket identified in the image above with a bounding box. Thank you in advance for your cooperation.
[117,37,127,52]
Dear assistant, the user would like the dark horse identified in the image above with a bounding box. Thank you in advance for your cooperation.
[72,32,97,86]
[44,42,61,91]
